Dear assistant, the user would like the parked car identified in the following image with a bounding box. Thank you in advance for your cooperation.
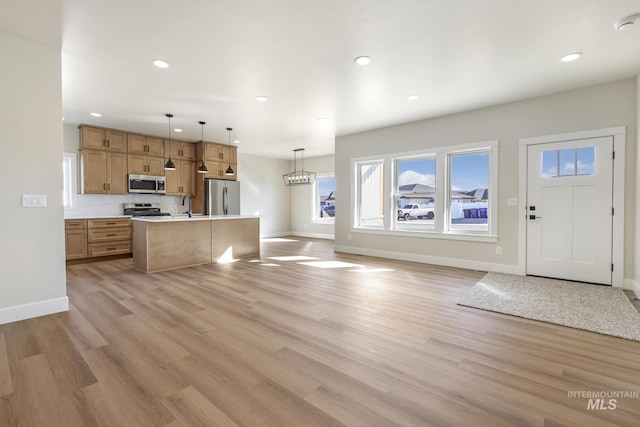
[397,204,434,220]
[321,205,335,217]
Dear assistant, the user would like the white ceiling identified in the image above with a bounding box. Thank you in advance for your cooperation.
[56,0,640,159]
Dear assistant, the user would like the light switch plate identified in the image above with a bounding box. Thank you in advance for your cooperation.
[507,198,518,207]
[22,194,47,207]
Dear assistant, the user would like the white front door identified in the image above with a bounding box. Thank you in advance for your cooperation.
[526,136,613,285]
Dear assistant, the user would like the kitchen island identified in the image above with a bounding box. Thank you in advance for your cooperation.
[132,215,259,273]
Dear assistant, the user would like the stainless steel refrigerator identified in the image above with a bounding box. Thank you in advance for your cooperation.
[205,179,241,215]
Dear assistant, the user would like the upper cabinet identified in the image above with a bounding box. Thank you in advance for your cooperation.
[127,134,164,157]
[80,126,127,152]
[128,134,165,175]
[197,141,238,181]
[165,140,196,161]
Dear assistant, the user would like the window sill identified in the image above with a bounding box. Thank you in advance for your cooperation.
[351,227,498,243]
[312,219,335,225]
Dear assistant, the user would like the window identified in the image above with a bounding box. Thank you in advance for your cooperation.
[315,175,335,221]
[395,157,436,229]
[356,161,384,227]
[448,151,489,231]
[352,140,498,241]
[541,146,595,178]
[63,153,77,209]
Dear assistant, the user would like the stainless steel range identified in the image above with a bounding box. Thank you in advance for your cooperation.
[123,203,171,217]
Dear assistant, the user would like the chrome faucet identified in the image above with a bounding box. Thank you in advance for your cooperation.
[182,194,192,218]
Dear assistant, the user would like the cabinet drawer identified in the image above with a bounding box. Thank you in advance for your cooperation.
[88,218,131,229]
[88,227,132,243]
[88,241,132,257]
[65,219,87,230]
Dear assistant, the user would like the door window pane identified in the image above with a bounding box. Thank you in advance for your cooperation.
[541,150,558,178]
[396,157,436,228]
[358,162,384,227]
[576,147,595,175]
[449,152,489,230]
[559,149,575,176]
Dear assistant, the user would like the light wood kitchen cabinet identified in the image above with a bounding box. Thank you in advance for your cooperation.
[165,140,196,161]
[127,153,165,176]
[197,141,238,181]
[80,125,127,152]
[65,220,88,260]
[127,134,165,157]
[87,218,132,258]
[80,150,128,194]
[128,134,165,175]
[205,161,237,180]
[204,142,236,163]
[165,160,195,196]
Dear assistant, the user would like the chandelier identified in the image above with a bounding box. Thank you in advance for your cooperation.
[283,148,316,186]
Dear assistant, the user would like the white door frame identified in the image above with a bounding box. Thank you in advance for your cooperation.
[518,127,626,287]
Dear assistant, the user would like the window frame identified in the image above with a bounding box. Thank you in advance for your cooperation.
[351,140,498,242]
[63,152,78,210]
[353,158,385,229]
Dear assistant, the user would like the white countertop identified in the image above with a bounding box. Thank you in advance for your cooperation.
[65,215,133,220]
[131,214,259,223]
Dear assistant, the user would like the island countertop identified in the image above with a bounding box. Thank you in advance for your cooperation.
[131,214,259,223]
[132,215,260,273]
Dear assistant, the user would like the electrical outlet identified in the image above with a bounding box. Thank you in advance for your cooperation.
[495,246,502,255]
[347,233,352,240]
[507,198,518,207]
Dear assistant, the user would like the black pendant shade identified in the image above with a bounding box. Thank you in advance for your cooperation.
[164,113,176,170]
[197,121,208,174]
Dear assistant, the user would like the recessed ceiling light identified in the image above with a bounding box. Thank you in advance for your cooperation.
[354,56,372,65]
[90,112,102,117]
[152,59,170,69]
[317,118,330,124]
[407,94,420,101]
[561,52,582,62]
[614,13,639,30]
[174,128,183,133]
[233,140,240,144]
[256,96,268,102]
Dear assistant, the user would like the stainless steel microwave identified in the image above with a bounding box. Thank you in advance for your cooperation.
[128,174,166,194]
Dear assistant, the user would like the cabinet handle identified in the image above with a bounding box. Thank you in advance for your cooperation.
[106,139,110,148]
[103,139,107,147]
[106,233,116,237]
[106,247,117,251]
[106,222,116,225]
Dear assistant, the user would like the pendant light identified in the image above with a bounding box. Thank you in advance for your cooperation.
[225,127,234,176]
[283,148,316,186]
[197,121,208,174]
[164,113,176,170]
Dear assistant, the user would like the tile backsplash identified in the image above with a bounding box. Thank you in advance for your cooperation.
[65,194,190,218]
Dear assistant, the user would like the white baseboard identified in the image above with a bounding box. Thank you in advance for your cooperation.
[0,296,69,326]
[291,231,335,240]
[624,278,640,299]
[334,245,521,275]
[260,231,293,238]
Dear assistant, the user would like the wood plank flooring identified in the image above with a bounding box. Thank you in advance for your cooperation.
[1,237,640,426]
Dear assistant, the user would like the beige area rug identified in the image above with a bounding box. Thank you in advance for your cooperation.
[460,272,640,342]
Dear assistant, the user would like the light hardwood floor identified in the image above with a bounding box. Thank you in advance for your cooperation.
[1,237,639,426]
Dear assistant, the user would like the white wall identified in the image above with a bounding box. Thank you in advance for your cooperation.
[237,153,291,237]
[0,30,68,323]
[335,79,637,279]
[289,154,335,239]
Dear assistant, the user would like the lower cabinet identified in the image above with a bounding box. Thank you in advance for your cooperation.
[65,220,88,260]
[65,218,132,261]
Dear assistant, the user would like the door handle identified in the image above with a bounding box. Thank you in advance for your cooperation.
[529,215,542,220]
